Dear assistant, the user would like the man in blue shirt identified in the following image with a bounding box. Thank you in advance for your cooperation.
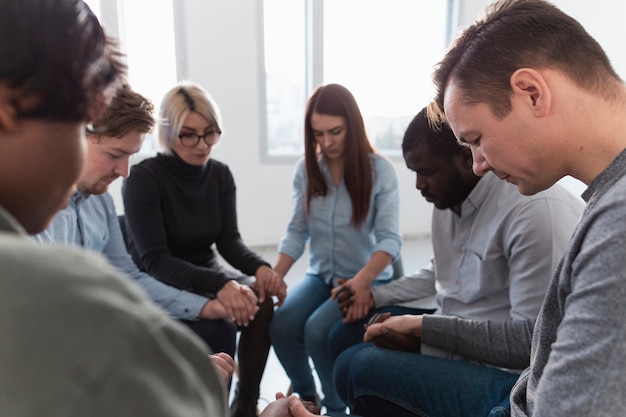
[34,83,253,356]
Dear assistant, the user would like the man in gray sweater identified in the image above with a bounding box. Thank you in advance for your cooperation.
[349,0,626,416]
[331,107,583,416]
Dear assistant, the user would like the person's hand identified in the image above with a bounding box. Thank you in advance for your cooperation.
[198,298,230,320]
[288,395,321,416]
[253,265,288,306]
[209,352,234,384]
[217,280,259,326]
[331,275,374,323]
[259,393,321,417]
[333,283,355,316]
[364,313,422,353]
[332,279,377,322]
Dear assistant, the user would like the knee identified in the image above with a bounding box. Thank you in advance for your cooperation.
[269,302,297,342]
[327,320,344,355]
[348,346,380,384]
[255,297,274,324]
[303,317,326,348]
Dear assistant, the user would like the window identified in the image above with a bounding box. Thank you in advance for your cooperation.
[263,0,449,158]
[82,0,177,154]
[263,0,307,156]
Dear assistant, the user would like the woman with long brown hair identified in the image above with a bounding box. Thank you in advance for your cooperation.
[269,83,401,415]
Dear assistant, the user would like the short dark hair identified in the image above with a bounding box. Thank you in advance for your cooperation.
[428,0,621,124]
[90,84,155,140]
[0,0,125,122]
[402,107,462,161]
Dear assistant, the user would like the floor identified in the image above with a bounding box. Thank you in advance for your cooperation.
[229,237,433,413]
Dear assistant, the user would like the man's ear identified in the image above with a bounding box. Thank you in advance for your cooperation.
[510,68,552,117]
[0,85,19,132]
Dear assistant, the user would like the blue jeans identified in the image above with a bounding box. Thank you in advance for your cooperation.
[342,345,519,417]
[330,305,435,405]
[269,274,345,411]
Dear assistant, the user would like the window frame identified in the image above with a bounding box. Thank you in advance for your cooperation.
[261,0,455,163]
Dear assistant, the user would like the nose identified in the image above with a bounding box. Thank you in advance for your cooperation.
[196,137,211,149]
[318,134,333,148]
[115,156,131,178]
[471,148,492,176]
[415,174,427,190]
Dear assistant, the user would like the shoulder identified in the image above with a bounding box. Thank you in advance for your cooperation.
[0,235,224,415]
[294,156,306,171]
[1,234,142,299]
[370,153,396,173]
[530,182,584,207]
[291,157,307,180]
[206,158,231,173]
[88,192,115,210]
[127,154,162,180]
[370,153,398,185]
[205,159,235,185]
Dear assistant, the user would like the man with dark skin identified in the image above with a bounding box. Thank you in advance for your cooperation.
[330,107,582,416]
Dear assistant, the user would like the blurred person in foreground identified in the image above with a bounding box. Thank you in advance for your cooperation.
[0,1,231,415]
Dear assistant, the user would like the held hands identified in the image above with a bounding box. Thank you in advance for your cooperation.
[364,313,423,353]
[259,393,321,417]
[198,298,230,320]
[216,280,259,326]
[254,265,288,306]
[331,277,375,323]
[209,352,234,385]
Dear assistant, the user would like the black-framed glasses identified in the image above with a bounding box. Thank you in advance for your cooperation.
[178,129,222,147]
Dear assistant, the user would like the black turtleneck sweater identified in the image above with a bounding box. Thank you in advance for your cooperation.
[122,152,269,296]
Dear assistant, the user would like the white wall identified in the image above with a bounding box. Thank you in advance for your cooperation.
[110,0,626,246]
[112,0,432,247]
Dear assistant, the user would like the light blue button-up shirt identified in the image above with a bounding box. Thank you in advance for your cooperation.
[279,153,402,285]
[33,191,208,320]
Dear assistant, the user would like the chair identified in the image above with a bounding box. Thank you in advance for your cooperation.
[391,256,404,280]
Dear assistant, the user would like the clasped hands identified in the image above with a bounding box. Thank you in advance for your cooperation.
[333,280,422,353]
[330,277,374,323]
[209,355,321,416]
[253,264,287,307]
[211,266,285,327]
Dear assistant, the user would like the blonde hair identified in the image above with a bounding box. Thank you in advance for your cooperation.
[158,81,222,153]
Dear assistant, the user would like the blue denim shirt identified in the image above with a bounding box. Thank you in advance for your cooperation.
[33,191,208,320]
[279,153,401,285]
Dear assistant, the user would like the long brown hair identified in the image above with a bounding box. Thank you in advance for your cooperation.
[304,83,375,227]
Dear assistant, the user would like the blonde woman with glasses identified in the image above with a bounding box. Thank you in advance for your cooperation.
[123,81,283,417]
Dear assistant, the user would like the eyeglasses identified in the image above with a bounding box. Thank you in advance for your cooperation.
[178,129,222,148]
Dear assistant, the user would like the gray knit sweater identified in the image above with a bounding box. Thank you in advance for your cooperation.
[511,149,626,416]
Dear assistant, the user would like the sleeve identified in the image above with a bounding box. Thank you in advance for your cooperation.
[371,259,437,307]
[421,315,534,370]
[101,195,208,320]
[0,242,227,417]
[214,167,270,276]
[531,196,626,417]
[123,163,232,295]
[371,156,402,259]
[277,159,309,261]
[503,196,578,320]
